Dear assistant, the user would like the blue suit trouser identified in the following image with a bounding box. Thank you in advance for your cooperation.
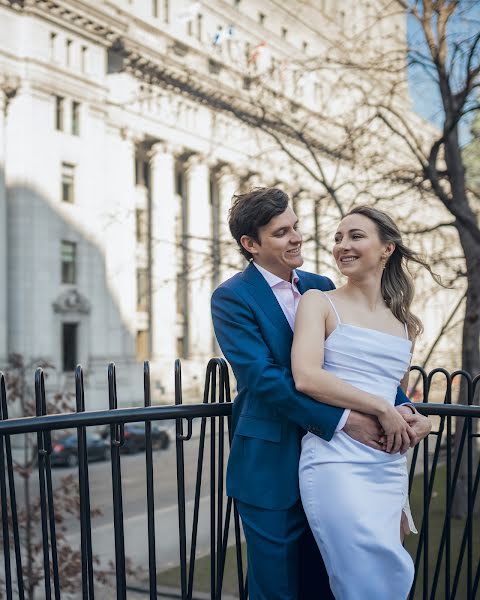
[236,499,334,600]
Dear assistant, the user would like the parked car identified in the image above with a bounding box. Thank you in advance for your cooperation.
[50,431,108,467]
[101,421,171,454]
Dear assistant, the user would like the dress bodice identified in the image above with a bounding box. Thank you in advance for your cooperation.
[307,293,412,464]
[324,322,412,406]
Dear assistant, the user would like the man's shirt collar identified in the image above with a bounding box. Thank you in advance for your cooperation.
[253,262,299,288]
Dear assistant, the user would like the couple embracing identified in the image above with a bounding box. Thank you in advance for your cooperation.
[211,187,433,599]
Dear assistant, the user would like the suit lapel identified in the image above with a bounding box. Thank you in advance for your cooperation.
[295,271,308,295]
[242,263,293,340]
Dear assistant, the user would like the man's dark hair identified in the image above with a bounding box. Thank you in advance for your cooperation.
[228,187,290,261]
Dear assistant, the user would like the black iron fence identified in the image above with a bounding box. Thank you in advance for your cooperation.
[0,360,478,600]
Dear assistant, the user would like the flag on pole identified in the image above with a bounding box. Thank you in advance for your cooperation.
[213,26,224,45]
[248,41,267,65]
[213,24,235,46]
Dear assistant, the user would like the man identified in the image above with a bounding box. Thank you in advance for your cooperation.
[211,188,430,599]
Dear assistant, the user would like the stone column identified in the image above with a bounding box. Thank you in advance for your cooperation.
[185,155,211,360]
[0,93,8,364]
[149,142,178,363]
[292,189,316,272]
[240,170,262,192]
[216,165,241,280]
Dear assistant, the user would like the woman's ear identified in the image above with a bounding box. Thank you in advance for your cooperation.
[384,242,395,258]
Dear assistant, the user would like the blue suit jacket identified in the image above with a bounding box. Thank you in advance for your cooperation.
[211,263,410,510]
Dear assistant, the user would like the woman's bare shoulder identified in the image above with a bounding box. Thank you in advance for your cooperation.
[299,289,331,313]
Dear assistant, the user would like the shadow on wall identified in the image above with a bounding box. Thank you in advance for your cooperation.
[5,174,143,411]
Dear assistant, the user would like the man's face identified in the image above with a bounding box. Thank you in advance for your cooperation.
[241,206,303,281]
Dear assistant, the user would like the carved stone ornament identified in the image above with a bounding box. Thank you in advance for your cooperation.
[52,289,91,315]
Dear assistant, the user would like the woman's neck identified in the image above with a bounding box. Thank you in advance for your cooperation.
[343,277,386,312]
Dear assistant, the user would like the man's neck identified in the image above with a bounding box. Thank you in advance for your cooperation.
[252,260,293,282]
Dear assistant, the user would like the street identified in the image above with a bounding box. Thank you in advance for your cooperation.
[10,421,233,576]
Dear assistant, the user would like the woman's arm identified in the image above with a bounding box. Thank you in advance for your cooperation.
[211,285,344,439]
[291,290,413,452]
[292,291,387,414]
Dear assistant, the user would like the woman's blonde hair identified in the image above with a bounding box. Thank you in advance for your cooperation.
[346,205,442,339]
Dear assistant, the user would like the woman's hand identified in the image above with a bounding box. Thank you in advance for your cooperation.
[398,408,432,447]
[377,403,415,453]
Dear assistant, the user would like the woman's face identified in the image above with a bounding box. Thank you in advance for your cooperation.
[332,213,393,278]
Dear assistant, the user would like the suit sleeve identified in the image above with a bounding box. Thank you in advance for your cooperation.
[211,285,343,441]
[394,386,412,406]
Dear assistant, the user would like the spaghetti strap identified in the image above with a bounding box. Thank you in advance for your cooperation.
[404,322,409,340]
[321,292,341,325]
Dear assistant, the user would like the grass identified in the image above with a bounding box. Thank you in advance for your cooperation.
[157,466,479,598]
[157,543,247,597]
[405,465,479,599]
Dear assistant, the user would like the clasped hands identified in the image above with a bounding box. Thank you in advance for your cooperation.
[343,405,431,454]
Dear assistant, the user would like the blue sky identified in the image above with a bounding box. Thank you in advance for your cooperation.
[406,1,480,146]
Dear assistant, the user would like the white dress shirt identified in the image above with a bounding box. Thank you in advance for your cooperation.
[253,262,349,431]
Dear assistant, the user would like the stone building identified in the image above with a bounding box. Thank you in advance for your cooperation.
[2,0,447,409]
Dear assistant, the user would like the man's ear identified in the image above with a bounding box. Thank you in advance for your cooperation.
[240,235,258,256]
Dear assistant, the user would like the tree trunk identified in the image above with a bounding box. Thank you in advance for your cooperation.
[452,225,480,518]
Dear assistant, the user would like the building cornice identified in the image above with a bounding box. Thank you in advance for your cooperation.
[1,0,127,45]
[1,0,349,161]
[111,37,348,162]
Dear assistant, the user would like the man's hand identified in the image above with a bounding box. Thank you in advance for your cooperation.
[342,410,385,452]
[396,405,432,448]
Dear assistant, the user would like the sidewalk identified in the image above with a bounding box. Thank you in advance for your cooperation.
[126,584,239,599]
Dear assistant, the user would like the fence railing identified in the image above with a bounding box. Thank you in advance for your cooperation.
[0,360,478,600]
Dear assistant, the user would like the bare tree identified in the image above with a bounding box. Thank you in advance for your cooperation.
[107,0,478,512]
[243,0,480,516]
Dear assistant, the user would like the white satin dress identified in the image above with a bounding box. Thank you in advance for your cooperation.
[299,293,416,600]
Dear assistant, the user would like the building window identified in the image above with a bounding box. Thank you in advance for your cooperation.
[136,209,148,244]
[210,176,220,289]
[136,330,149,361]
[61,241,76,284]
[187,20,193,36]
[152,0,158,17]
[281,27,288,39]
[234,0,241,6]
[55,96,64,131]
[61,163,75,203]
[175,170,184,196]
[71,101,80,136]
[135,156,149,187]
[66,39,72,67]
[137,268,149,311]
[197,13,203,42]
[50,32,57,61]
[302,41,308,53]
[176,166,189,358]
[62,323,78,372]
[163,0,169,23]
[80,46,87,73]
[258,12,265,25]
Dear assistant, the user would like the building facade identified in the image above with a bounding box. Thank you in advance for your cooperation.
[2,0,450,410]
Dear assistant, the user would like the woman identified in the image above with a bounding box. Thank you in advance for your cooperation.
[292,206,435,599]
